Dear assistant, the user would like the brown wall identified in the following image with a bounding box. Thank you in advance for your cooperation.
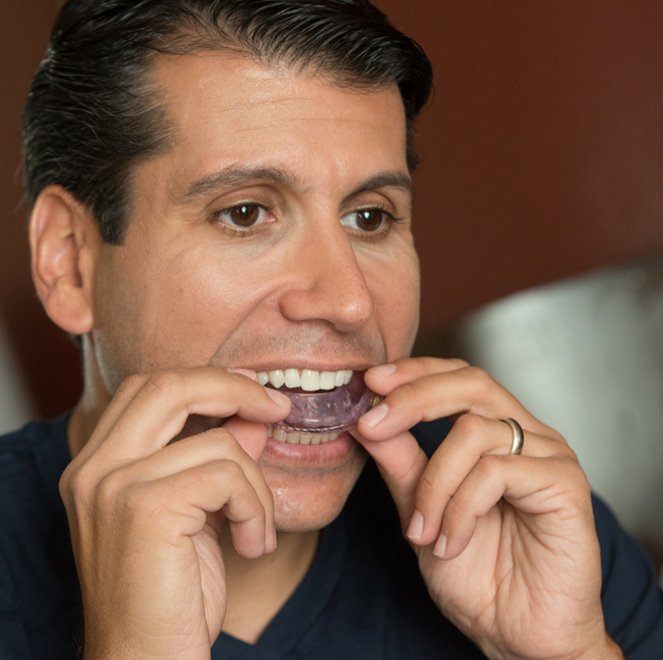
[2,1,663,418]
[374,0,663,335]
[0,1,80,419]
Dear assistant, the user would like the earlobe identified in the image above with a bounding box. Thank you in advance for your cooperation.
[29,186,96,335]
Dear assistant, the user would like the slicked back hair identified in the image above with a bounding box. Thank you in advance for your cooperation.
[22,0,433,245]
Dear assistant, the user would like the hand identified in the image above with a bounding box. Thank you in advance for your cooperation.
[59,367,291,659]
[354,358,621,659]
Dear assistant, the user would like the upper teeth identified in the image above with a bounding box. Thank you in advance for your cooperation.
[257,368,353,391]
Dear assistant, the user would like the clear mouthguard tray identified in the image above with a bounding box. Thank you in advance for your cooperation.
[270,372,381,434]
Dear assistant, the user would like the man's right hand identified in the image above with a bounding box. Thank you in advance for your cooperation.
[58,368,292,659]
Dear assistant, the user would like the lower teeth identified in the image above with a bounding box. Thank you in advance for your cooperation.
[270,427,341,445]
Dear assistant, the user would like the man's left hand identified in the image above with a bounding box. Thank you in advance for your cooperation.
[354,358,622,659]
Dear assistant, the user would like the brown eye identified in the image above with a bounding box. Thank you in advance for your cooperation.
[213,203,275,234]
[355,209,384,232]
[227,204,261,227]
[340,207,394,234]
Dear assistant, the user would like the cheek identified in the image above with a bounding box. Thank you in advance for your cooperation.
[93,243,270,380]
[366,246,420,359]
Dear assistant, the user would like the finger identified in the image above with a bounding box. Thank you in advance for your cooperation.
[364,357,469,395]
[91,367,292,461]
[116,426,275,549]
[409,414,573,546]
[222,417,270,463]
[438,454,589,560]
[73,373,151,464]
[350,426,428,530]
[78,369,257,463]
[358,365,559,441]
[124,458,270,559]
[81,369,256,461]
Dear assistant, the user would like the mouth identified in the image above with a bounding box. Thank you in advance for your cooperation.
[254,368,382,445]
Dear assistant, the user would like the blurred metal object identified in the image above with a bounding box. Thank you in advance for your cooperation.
[0,318,35,435]
[430,253,663,562]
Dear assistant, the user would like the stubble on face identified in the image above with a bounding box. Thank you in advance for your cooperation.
[84,51,420,532]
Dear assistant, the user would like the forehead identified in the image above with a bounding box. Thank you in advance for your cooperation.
[150,51,408,192]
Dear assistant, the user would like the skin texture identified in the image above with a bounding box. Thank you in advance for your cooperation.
[30,53,622,658]
[84,53,419,534]
[355,359,623,658]
[32,52,419,653]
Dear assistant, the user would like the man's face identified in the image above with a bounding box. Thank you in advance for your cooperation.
[91,52,420,532]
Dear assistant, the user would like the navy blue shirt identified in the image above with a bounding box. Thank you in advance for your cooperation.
[1,412,662,658]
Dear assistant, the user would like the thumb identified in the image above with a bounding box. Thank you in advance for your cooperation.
[223,417,269,463]
[350,427,428,529]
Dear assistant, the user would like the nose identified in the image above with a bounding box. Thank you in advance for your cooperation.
[278,221,374,333]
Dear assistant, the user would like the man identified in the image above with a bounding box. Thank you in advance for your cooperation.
[3,0,661,657]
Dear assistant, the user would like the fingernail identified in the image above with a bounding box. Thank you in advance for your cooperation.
[264,387,292,408]
[369,363,397,378]
[359,403,389,428]
[228,368,257,380]
[433,532,447,559]
[406,510,424,540]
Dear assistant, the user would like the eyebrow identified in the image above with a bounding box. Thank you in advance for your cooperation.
[342,172,413,204]
[178,165,412,204]
[179,166,301,202]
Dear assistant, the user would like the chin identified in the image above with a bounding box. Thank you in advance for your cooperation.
[264,451,367,533]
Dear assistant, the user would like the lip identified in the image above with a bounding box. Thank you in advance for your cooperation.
[261,431,361,469]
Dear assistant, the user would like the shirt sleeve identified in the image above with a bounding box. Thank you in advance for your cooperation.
[593,494,663,657]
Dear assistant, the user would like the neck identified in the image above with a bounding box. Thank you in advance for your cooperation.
[220,527,319,644]
[67,338,111,459]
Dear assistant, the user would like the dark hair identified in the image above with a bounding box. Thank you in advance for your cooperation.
[22,0,433,245]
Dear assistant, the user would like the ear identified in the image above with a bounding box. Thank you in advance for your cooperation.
[29,186,99,335]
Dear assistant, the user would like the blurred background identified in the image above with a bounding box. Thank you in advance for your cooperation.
[1,2,662,568]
